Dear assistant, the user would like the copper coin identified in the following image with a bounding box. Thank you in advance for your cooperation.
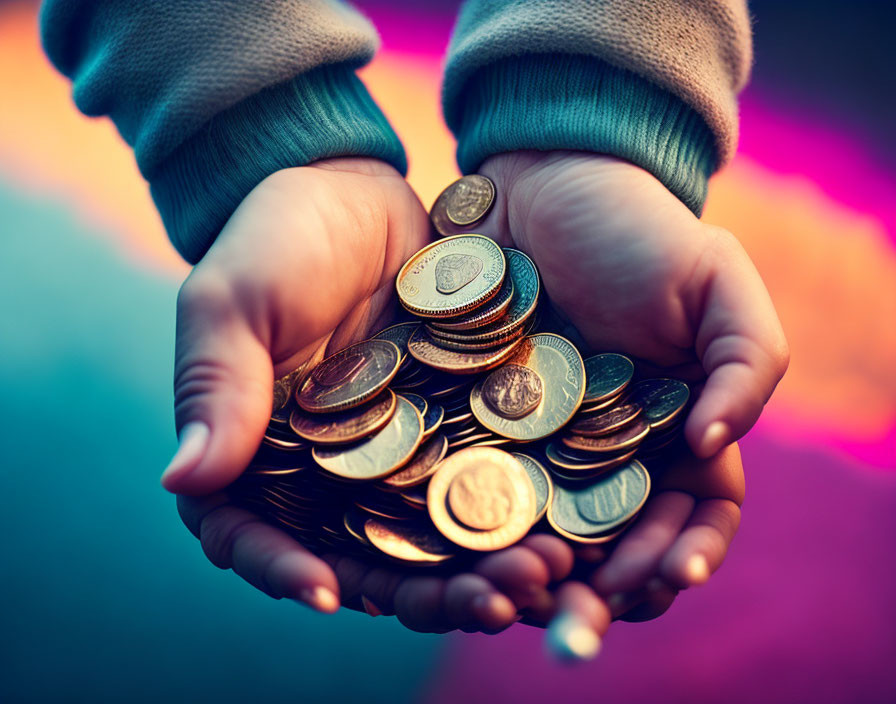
[430,174,496,236]
[408,326,524,374]
[382,433,449,489]
[297,339,401,412]
[289,389,397,444]
[568,401,642,437]
[364,517,454,564]
[562,417,650,453]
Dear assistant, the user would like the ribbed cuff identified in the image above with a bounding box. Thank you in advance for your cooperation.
[448,55,718,216]
[149,63,407,263]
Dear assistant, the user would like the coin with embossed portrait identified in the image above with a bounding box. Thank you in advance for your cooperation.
[397,235,506,318]
[547,460,650,542]
[289,389,396,444]
[428,447,535,551]
[430,174,496,236]
[470,333,585,441]
[296,339,401,413]
[312,395,423,479]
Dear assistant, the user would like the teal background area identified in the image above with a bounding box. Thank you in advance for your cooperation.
[0,182,441,702]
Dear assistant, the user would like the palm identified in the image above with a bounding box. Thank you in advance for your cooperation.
[479,151,707,372]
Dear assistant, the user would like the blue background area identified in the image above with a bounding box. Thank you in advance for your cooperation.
[0,184,441,702]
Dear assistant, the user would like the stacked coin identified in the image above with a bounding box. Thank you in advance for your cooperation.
[230,177,692,567]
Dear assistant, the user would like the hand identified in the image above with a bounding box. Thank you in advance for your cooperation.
[471,151,779,653]
[160,157,570,628]
[476,150,789,458]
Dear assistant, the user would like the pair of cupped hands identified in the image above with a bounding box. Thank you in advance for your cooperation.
[161,151,788,654]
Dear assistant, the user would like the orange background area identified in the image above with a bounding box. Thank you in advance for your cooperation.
[1,4,894,458]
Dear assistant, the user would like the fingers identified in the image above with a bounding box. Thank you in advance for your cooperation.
[654,442,745,506]
[590,491,695,595]
[162,274,273,495]
[474,546,554,620]
[545,582,611,662]
[659,498,741,589]
[616,579,679,622]
[444,574,518,633]
[183,496,340,612]
[520,534,576,582]
[686,231,789,457]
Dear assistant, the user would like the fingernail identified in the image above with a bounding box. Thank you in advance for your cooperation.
[684,554,710,585]
[361,596,382,617]
[701,421,728,456]
[161,421,210,489]
[297,586,340,613]
[546,613,601,662]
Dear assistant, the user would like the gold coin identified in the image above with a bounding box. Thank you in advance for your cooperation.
[382,433,449,489]
[470,334,585,441]
[430,174,496,236]
[364,517,454,563]
[408,326,524,374]
[447,463,517,530]
[396,235,506,318]
[312,395,423,479]
[297,339,401,412]
[289,389,396,444]
[373,322,420,363]
[429,275,514,331]
[562,417,649,453]
[512,453,553,523]
[427,447,536,551]
[424,249,539,345]
[343,510,370,546]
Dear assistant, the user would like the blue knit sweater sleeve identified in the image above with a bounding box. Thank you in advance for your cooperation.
[40,0,406,263]
[443,1,753,216]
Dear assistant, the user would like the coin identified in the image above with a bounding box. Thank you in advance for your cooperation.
[578,392,624,413]
[312,395,423,479]
[627,378,690,429]
[547,460,650,541]
[373,322,420,363]
[568,401,642,437]
[420,403,445,439]
[429,275,514,331]
[382,433,449,489]
[425,249,539,346]
[428,448,535,551]
[408,326,524,374]
[297,339,401,412]
[447,462,517,530]
[261,432,308,452]
[582,354,635,405]
[512,453,553,523]
[430,174,496,236]
[364,517,455,564]
[425,324,525,352]
[401,392,429,420]
[562,417,649,453]
[343,510,370,546]
[289,389,397,444]
[481,363,544,419]
[544,442,638,473]
[397,235,506,318]
[470,334,585,441]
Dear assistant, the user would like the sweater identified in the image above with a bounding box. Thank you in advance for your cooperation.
[40,0,751,263]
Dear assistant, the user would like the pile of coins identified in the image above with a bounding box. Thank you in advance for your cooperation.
[231,177,691,567]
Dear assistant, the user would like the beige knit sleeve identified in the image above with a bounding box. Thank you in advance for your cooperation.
[444,0,752,166]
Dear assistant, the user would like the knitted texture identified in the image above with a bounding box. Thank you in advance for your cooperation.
[444,0,752,173]
[150,64,406,263]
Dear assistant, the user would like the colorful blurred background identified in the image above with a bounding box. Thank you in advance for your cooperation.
[2,1,894,701]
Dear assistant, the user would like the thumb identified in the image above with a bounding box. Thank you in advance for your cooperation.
[685,232,789,457]
[161,277,273,495]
